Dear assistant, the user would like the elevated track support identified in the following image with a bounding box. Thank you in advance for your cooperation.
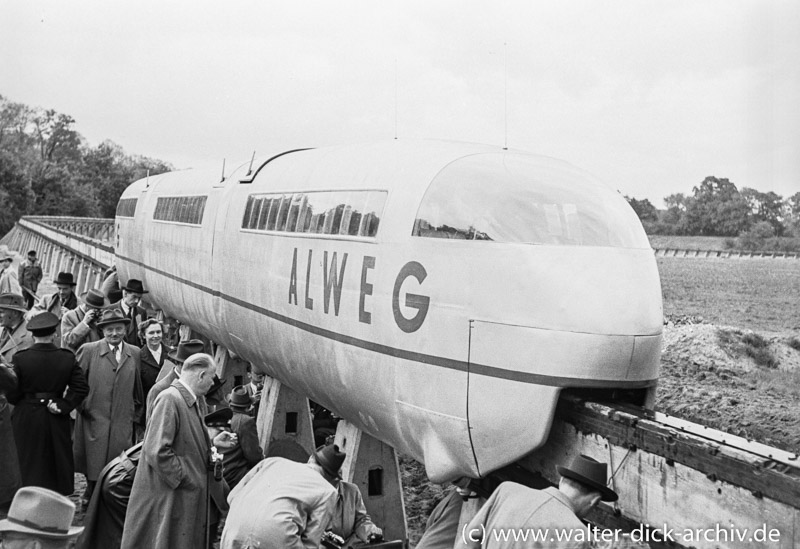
[456,397,799,549]
[1,216,115,294]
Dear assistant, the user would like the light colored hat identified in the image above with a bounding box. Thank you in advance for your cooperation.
[0,486,84,539]
[0,293,27,313]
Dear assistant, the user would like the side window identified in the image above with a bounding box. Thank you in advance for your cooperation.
[240,191,386,237]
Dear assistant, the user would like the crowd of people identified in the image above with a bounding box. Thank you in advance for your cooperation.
[1,250,619,549]
[0,253,389,548]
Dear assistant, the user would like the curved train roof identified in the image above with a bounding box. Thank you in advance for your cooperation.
[122,139,593,196]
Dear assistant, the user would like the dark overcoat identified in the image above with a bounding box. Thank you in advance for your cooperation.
[78,442,143,549]
[139,343,174,418]
[221,411,263,488]
[9,343,89,495]
[0,366,20,505]
[120,381,225,549]
[74,339,142,481]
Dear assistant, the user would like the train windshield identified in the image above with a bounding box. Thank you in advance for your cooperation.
[413,153,650,248]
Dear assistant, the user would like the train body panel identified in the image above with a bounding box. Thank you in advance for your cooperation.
[115,139,662,482]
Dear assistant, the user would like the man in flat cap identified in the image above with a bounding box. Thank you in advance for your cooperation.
[220,444,342,549]
[8,312,89,495]
[116,279,148,346]
[17,250,43,311]
[0,486,84,548]
[73,309,143,507]
[61,289,110,352]
[463,454,618,548]
[0,254,21,296]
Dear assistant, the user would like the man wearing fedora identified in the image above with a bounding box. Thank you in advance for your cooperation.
[17,251,42,311]
[220,445,343,549]
[73,309,143,507]
[31,272,79,321]
[0,486,84,548]
[8,312,89,496]
[217,386,263,489]
[116,279,148,346]
[61,289,110,352]
[0,254,21,296]
[463,454,618,548]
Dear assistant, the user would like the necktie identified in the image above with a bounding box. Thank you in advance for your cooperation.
[113,345,121,363]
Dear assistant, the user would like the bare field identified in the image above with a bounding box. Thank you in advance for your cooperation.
[649,235,731,251]
[657,257,800,332]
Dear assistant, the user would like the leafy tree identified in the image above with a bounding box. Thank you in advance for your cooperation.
[741,187,785,236]
[0,95,173,231]
[684,176,751,236]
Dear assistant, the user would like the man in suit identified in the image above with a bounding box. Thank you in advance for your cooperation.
[8,312,89,495]
[116,279,148,346]
[0,254,21,295]
[61,289,110,352]
[241,364,265,417]
[73,309,143,507]
[17,250,43,310]
[463,454,619,548]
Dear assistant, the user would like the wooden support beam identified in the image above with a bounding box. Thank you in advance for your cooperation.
[334,420,408,545]
[256,376,315,463]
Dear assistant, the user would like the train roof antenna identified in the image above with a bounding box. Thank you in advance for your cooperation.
[246,151,256,176]
[220,158,226,183]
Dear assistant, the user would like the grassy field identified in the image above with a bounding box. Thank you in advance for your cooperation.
[657,257,800,332]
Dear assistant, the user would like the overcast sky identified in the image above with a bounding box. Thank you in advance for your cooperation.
[1,0,798,207]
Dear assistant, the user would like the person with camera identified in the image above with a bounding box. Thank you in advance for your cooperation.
[211,386,263,489]
[322,453,384,548]
[61,289,110,352]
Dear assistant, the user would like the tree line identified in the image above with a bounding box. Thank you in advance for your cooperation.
[626,177,800,251]
[0,94,172,236]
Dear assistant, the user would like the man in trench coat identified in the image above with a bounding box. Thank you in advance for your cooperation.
[120,353,235,549]
[0,292,31,506]
[73,309,142,504]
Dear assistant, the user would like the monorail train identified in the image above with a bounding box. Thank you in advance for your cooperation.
[115,139,662,483]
